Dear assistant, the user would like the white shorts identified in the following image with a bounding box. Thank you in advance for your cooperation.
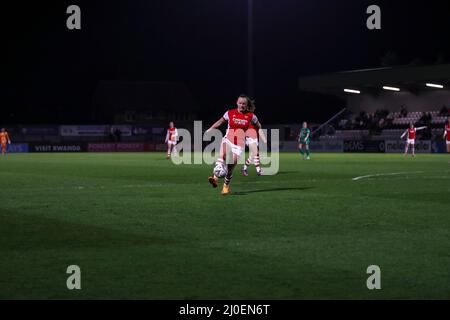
[167,141,177,146]
[245,137,259,147]
[223,138,243,157]
[446,140,450,145]
[406,139,415,145]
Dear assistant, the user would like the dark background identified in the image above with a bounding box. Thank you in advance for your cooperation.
[2,0,450,124]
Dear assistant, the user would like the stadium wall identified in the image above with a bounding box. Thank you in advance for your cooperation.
[280,140,447,153]
[29,143,87,152]
[281,141,344,152]
[8,144,29,153]
[25,143,156,152]
[4,141,448,153]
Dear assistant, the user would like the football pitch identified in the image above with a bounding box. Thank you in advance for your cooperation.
[0,152,449,299]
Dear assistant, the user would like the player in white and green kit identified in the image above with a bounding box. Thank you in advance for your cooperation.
[298,122,311,160]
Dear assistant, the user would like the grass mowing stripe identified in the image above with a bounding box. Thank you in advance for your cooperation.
[0,152,449,299]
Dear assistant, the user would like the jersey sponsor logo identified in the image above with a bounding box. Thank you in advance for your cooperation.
[233,118,248,126]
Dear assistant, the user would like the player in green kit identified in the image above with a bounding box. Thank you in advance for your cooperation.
[298,122,311,160]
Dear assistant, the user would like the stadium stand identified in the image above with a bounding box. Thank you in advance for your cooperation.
[298,64,450,142]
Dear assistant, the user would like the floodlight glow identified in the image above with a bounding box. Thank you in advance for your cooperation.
[383,86,400,92]
[426,83,444,89]
[344,89,361,94]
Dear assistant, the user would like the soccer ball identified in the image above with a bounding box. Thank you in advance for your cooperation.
[213,164,228,178]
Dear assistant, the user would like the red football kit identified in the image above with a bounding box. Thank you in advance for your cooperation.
[222,109,258,146]
[408,128,416,140]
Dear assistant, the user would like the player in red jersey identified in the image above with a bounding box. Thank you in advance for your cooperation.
[0,128,11,157]
[165,122,178,159]
[401,122,427,157]
[206,95,264,195]
[443,117,450,153]
[242,102,263,176]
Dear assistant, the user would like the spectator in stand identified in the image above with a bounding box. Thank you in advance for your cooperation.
[355,113,362,128]
[110,126,116,142]
[419,112,427,126]
[419,112,432,127]
[114,128,122,142]
[368,114,374,127]
[400,105,408,118]
[440,106,449,117]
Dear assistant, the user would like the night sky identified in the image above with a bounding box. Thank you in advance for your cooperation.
[2,0,450,124]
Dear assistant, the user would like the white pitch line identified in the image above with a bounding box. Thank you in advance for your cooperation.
[352,171,424,181]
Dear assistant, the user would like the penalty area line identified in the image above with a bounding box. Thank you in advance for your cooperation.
[352,171,424,181]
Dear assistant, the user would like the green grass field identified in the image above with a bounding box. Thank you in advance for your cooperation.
[0,152,449,299]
